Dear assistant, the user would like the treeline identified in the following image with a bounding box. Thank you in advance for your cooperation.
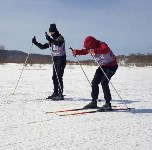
[76,53,152,66]
[0,49,152,66]
[126,53,152,63]
[117,53,152,66]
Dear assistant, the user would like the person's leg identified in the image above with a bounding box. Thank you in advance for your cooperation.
[46,65,58,99]
[101,70,112,104]
[51,63,66,100]
[52,64,59,94]
[99,66,118,110]
[101,66,118,103]
[56,64,66,95]
[91,67,103,100]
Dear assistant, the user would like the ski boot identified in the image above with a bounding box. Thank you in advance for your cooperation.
[83,100,98,109]
[46,92,58,99]
[98,103,112,111]
[52,94,64,101]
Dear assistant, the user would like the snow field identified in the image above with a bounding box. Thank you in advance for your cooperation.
[0,64,152,150]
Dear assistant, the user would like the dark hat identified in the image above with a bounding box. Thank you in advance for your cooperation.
[49,24,58,32]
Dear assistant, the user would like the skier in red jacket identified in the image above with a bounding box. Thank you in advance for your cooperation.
[72,36,118,110]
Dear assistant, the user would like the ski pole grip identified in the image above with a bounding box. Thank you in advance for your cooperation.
[45,32,48,36]
[69,47,76,57]
[69,47,73,51]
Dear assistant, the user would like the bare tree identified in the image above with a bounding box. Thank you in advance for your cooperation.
[0,45,5,50]
[0,44,6,64]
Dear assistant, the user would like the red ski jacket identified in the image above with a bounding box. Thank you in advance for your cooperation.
[75,36,117,67]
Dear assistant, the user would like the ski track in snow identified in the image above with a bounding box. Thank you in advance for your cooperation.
[0,64,152,150]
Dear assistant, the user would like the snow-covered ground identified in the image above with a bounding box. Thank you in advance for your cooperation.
[0,63,152,150]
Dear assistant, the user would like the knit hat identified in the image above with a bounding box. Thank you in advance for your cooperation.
[49,24,58,32]
[83,36,99,49]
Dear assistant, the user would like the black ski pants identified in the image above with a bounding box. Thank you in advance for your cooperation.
[52,63,66,95]
[91,65,118,103]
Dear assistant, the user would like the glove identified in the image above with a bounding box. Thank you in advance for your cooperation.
[45,33,52,42]
[72,50,77,57]
[32,36,37,44]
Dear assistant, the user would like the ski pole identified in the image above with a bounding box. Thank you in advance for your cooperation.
[91,54,129,109]
[12,43,33,95]
[46,32,63,95]
[69,47,104,102]
[69,47,92,87]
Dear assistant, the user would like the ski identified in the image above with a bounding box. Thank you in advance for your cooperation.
[45,106,118,114]
[58,107,135,116]
[45,108,95,114]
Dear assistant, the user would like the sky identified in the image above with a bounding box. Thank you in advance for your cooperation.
[0,0,152,60]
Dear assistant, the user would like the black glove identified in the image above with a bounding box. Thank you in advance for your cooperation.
[32,36,37,44]
[45,33,52,42]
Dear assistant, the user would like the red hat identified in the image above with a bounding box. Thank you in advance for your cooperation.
[83,36,99,49]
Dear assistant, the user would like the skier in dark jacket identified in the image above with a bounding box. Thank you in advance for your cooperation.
[72,36,118,110]
[32,24,66,100]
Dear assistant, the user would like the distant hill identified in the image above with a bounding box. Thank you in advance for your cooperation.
[0,50,52,64]
[0,50,74,64]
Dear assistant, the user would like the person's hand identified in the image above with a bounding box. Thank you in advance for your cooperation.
[45,33,52,42]
[32,36,37,44]
[88,49,95,55]
[72,49,77,56]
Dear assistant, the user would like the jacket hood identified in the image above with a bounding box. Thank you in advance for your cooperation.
[83,36,99,49]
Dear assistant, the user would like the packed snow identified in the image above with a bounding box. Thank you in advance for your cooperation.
[0,63,152,150]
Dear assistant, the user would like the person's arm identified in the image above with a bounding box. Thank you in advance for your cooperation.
[52,35,64,46]
[72,49,89,56]
[32,36,49,49]
[46,34,64,47]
